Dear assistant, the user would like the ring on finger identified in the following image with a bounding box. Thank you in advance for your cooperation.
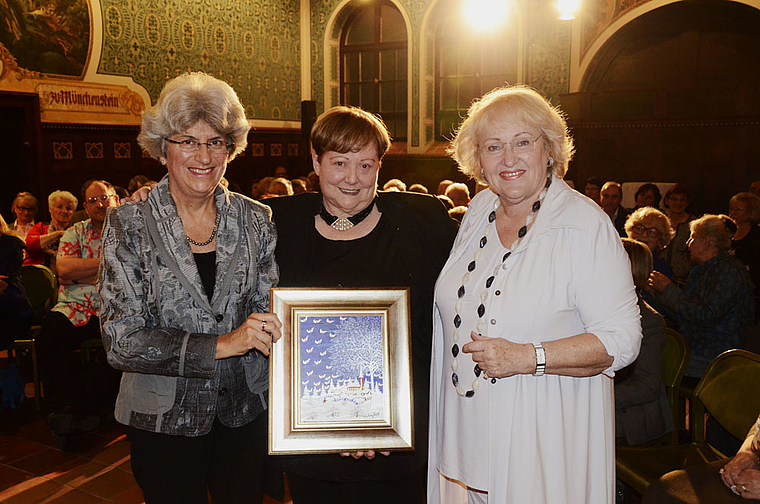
[262,320,267,331]
[743,485,748,493]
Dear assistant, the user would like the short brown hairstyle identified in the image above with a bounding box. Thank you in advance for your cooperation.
[310,106,391,161]
[622,238,654,289]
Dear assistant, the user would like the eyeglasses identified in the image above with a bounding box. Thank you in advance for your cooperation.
[480,134,543,158]
[15,206,35,212]
[85,194,115,205]
[632,224,662,238]
[166,137,232,154]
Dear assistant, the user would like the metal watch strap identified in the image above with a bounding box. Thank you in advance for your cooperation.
[532,342,546,376]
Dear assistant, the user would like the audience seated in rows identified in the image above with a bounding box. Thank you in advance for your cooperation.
[647,214,754,382]
[24,190,77,273]
[36,180,121,447]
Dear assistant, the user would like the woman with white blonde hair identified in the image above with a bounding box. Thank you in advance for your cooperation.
[429,85,641,503]
[24,190,77,271]
[625,206,675,279]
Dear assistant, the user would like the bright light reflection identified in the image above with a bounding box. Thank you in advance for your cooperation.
[462,0,510,32]
[557,0,581,20]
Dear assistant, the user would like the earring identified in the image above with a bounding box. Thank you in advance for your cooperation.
[160,158,166,165]
[480,168,485,179]
[547,156,554,168]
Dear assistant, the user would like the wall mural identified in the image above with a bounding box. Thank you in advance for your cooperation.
[98,0,302,120]
[0,0,91,77]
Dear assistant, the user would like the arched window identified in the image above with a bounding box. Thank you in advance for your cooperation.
[341,1,407,140]
[435,23,518,139]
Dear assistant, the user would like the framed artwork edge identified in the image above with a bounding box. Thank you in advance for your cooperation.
[269,287,414,455]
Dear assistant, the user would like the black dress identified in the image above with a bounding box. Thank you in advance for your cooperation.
[266,191,457,499]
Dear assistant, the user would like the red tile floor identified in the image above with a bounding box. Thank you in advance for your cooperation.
[0,369,291,503]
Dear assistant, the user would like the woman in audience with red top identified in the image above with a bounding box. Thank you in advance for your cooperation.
[24,190,77,271]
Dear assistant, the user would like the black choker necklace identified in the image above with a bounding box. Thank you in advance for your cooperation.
[319,197,377,231]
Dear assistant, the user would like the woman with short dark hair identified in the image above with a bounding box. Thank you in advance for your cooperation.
[266,105,457,503]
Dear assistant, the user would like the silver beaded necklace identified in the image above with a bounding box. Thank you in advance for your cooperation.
[451,176,551,397]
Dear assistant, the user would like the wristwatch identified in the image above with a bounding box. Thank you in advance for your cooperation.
[532,342,546,377]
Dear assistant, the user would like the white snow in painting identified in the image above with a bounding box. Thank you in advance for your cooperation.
[299,315,385,422]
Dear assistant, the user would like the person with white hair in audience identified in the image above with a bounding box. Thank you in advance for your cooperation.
[24,190,77,271]
[444,182,470,207]
[383,178,407,191]
[269,177,294,196]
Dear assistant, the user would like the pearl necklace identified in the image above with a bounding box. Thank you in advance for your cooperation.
[451,176,551,397]
[186,212,220,247]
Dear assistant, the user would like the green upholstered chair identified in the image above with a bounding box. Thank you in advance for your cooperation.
[7,264,58,410]
[662,328,689,444]
[616,349,760,496]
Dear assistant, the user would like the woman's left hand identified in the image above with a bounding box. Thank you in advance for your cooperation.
[462,332,534,378]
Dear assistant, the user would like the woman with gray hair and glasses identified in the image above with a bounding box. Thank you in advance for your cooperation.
[428,85,641,503]
[99,72,281,503]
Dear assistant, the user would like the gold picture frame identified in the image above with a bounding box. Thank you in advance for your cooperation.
[269,287,413,454]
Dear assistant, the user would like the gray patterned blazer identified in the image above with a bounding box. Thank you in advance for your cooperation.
[98,176,278,436]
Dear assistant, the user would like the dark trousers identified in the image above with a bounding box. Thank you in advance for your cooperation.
[286,465,426,504]
[36,312,111,413]
[127,413,268,504]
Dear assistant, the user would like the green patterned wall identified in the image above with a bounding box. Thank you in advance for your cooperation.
[98,0,302,121]
[526,1,572,104]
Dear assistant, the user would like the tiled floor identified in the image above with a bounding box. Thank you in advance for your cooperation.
[0,386,291,503]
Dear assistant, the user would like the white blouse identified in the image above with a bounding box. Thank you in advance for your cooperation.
[428,177,642,504]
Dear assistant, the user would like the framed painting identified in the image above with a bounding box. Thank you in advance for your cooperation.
[269,287,413,454]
